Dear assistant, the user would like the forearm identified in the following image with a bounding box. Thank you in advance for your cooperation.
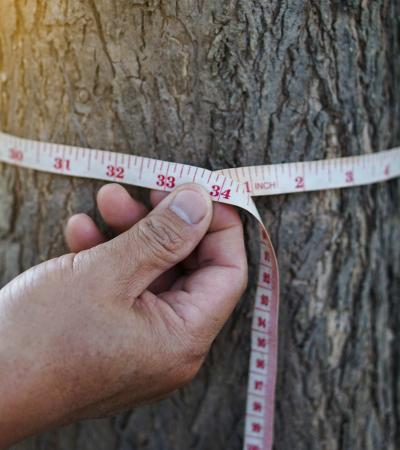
[0,287,63,448]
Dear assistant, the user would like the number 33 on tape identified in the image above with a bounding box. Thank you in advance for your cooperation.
[1,131,400,450]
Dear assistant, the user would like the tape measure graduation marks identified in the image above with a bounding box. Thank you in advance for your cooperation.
[1,131,400,450]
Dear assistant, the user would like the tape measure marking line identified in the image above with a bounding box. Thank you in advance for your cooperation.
[215,147,400,196]
[244,230,279,450]
[1,131,400,450]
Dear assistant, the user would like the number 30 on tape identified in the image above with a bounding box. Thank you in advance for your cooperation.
[1,131,400,450]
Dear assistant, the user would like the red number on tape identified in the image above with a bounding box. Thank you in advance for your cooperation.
[156,174,175,188]
[346,171,354,182]
[210,186,232,198]
[157,174,165,186]
[253,401,262,412]
[385,165,390,176]
[254,380,263,390]
[54,157,70,170]
[221,189,231,199]
[257,337,266,348]
[258,317,266,328]
[210,185,220,197]
[256,359,265,369]
[166,176,175,188]
[295,176,304,188]
[106,165,124,179]
[9,149,23,161]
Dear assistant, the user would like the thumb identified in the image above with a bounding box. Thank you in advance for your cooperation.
[90,183,213,296]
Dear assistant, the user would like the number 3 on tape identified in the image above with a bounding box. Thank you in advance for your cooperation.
[1,131,400,450]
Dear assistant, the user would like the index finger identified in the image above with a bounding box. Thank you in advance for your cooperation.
[158,202,248,338]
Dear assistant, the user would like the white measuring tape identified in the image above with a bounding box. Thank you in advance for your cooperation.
[1,130,400,450]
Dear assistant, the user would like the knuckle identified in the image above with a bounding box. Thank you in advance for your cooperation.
[41,253,76,282]
[137,215,186,267]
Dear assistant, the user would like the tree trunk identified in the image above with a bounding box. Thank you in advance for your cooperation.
[1,0,400,449]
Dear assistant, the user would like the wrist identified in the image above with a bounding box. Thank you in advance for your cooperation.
[0,297,65,447]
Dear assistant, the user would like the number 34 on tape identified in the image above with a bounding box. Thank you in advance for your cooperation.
[1,131,400,450]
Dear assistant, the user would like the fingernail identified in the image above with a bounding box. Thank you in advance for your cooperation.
[169,190,208,225]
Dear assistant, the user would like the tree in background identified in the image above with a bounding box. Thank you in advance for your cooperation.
[1,0,399,449]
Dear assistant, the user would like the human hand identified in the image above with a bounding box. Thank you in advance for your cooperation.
[0,183,247,448]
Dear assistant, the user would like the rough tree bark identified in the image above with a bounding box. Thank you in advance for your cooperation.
[1,0,400,449]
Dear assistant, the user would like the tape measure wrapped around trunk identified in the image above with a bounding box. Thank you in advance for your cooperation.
[1,131,400,450]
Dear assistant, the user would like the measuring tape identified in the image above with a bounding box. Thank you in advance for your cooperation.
[1,130,400,450]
